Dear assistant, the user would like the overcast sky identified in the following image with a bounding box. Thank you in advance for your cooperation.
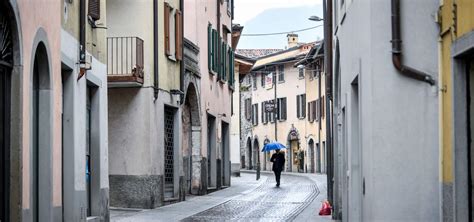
[234,0,324,49]
[234,0,323,25]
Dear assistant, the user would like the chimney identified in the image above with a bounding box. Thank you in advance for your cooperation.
[287,33,298,48]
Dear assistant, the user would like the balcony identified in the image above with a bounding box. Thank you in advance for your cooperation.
[107,37,144,88]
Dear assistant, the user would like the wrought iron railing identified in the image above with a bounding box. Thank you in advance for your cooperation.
[107,37,144,82]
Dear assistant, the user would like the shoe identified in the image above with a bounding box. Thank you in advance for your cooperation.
[276,184,280,187]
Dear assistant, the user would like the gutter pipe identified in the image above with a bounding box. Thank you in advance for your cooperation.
[153,0,159,100]
[391,0,435,85]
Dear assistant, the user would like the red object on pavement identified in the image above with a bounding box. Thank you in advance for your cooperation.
[319,200,332,216]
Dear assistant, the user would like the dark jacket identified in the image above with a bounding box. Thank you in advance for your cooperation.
[270,152,285,172]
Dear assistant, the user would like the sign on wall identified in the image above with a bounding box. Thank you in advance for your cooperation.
[265,72,273,90]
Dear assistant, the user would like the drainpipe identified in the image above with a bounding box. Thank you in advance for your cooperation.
[391,0,435,85]
[153,0,159,100]
[323,0,334,208]
[179,0,185,104]
[79,0,86,79]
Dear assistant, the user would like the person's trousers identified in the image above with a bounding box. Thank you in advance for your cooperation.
[274,170,282,185]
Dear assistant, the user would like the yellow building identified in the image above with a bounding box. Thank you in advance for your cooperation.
[295,43,327,174]
[439,1,474,220]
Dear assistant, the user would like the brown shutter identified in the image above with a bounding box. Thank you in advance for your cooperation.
[175,9,183,60]
[164,3,171,56]
[88,0,100,21]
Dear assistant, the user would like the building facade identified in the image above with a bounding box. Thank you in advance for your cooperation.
[439,1,474,221]
[107,0,185,208]
[296,44,327,174]
[330,0,440,220]
[1,0,109,221]
[244,36,325,173]
[61,0,110,220]
[231,52,255,176]
[184,0,235,194]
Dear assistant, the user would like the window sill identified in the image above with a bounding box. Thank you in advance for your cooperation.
[167,55,177,62]
[278,80,285,84]
[298,76,305,80]
[298,117,306,120]
[209,70,217,75]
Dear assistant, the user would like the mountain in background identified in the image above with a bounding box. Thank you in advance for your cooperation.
[237,4,324,50]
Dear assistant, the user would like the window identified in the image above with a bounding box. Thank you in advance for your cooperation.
[269,100,275,123]
[308,100,318,122]
[252,74,257,90]
[278,65,285,82]
[277,97,287,121]
[262,102,268,124]
[299,68,304,79]
[175,9,183,60]
[297,94,306,118]
[164,3,182,60]
[260,73,265,87]
[88,0,100,21]
[245,98,251,121]
[252,104,259,125]
[228,48,235,87]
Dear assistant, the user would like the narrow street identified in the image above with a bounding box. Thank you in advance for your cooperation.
[111,172,330,222]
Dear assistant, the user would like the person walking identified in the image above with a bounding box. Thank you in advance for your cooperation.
[270,149,285,187]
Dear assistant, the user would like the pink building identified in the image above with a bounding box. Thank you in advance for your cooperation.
[183,0,235,194]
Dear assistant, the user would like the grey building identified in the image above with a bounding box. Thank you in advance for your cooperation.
[330,0,440,221]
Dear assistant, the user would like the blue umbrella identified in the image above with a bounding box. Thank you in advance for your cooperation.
[261,142,286,152]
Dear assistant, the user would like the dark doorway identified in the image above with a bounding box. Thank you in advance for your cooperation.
[308,140,315,173]
[164,107,176,198]
[0,59,11,222]
[316,143,321,173]
[207,115,216,188]
[0,6,13,221]
[247,138,252,170]
[221,122,230,186]
[253,139,259,171]
[32,42,52,221]
[467,58,474,220]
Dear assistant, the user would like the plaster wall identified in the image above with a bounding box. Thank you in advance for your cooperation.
[184,0,233,190]
[334,0,440,220]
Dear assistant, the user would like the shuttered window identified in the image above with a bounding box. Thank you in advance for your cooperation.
[269,100,275,123]
[262,102,268,124]
[164,2,171,56]
[297,94,306,118]
[277,97,287,121]
[252,104,259,126]
[175,9,183,61]
[208,24,213,72]
[308,102,313,122]
[213,30,218,72]
[88,0,100,21]
[228,48,235,87]
[245,98,251,121]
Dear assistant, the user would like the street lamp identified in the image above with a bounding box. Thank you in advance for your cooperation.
[308,15,324,22]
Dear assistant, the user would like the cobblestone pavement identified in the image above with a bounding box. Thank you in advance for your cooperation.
[182,173,319,222]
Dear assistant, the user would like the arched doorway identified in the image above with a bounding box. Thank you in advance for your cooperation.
[308,139,315,173]
[182,83,201,194]
[0,6,13,221]
[247,138,252,170]
[287,127,301,172]
[253,139,259,171]
[32,41,53,221]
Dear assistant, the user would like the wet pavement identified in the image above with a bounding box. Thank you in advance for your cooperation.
[182,173,319,221]
[110,172,329,222]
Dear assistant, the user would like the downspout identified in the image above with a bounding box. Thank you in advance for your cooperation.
[323,0,334,208]
[79,0,86,79]
[153,0,159,100]
[179,0,185,104]
[391,0,435,85]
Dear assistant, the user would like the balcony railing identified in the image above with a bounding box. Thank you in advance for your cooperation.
[107,37,144,87]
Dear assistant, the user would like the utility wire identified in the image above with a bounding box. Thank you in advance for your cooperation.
[241,25,323,37]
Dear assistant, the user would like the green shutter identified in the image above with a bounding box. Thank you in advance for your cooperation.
[213,30,218,72]
[208,24,212,72]
[223,43,227,81]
